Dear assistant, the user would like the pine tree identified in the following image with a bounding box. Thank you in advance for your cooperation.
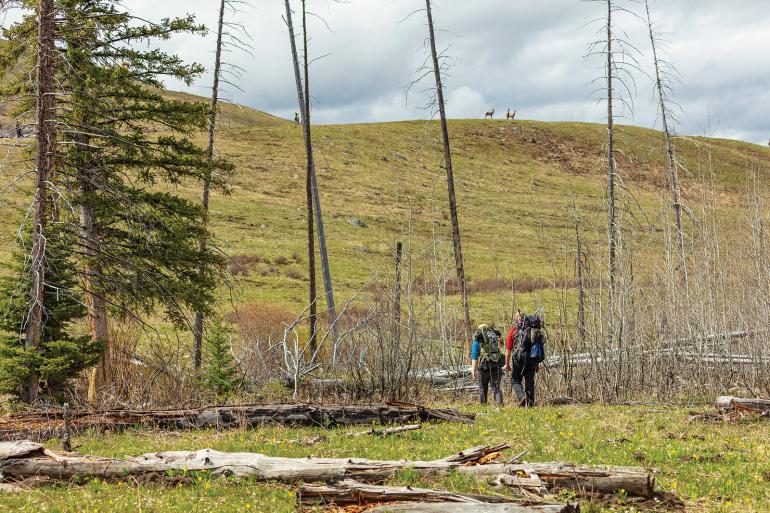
[0,228,101,397]
[1,0,233,400]
[203,322,239,400]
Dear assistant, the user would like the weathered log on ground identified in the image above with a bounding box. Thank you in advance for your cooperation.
[716,396,770,413]
[0,402,473,441]
[456,462,655,498]
[297,479,578,513]
[351,424,421,437]
[367,504,578,513]
[0,442,508,483]
[0,441,649,498]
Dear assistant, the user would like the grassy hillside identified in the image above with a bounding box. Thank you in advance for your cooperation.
[1,94,769,326]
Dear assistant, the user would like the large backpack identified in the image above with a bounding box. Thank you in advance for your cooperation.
[516,315,547,364]
[475,324,502,365]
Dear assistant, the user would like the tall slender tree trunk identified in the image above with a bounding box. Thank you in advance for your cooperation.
[605,0,618,348]
[573,203,587,352]
[21,0,57,403]
[284,0,338,353]
[82,206,110,404]
[302,0,317,354]
[644,0,691,338]
[394,241,403,348]
[193,0,226,369]
[424,0,472,350]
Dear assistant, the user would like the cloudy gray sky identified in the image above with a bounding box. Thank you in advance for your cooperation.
[126,0,770,144]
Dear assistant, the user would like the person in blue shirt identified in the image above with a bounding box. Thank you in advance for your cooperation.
[470,324,504,405]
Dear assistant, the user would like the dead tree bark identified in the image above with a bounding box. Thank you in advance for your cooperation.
[573,203,586,351]
[367,504,577,513]
[644,0,687,287]
[424,0,472,348]
[0,443,503,482]
[21,0,57,403]
[302,0,317,354]
[605,0,618,348]
[0,403,474,440]
[297,479,576,511]
[394,241,403,346]
[193,0,227,369]
[716,396,770,413]
[284,0,339,348]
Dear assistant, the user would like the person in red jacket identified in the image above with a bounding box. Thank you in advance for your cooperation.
[504,309,538,406]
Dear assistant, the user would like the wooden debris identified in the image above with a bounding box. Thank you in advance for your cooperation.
[366,503,578,513]
[297,479,578,512]
[0,440,652,499]
[0,402,474,441]
[351,424,421,437]
[456,462,655,498]
[0,442,509,483]
[716,396,770,413]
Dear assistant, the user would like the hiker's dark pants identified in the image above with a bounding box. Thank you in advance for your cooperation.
[478,362,504,405]
[512,357,537,407]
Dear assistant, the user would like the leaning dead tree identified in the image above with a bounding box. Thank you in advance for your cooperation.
[643,0,694,344]
[193,0,227,369]
[283,0,338,347]
[22,0,57,403]
[424,0,472,347]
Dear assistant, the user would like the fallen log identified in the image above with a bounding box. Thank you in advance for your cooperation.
[367,504,578,513]
[455,462,654,498]
[0,402,473,441]
[0,442,508,483]
[297,479,578,513]
[0,441,650,498]
[351,424,421,437]
[716,396,770,413]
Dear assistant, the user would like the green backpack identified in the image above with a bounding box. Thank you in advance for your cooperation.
[476,324,502,364]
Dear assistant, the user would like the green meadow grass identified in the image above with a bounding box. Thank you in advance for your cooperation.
[0,405,768,512]
[1,99,769,326]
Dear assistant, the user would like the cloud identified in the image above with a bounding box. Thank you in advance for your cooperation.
[122,1,770,145]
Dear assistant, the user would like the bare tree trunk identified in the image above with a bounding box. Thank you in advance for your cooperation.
[284,0,338,349]
[573,203,586,351]
[193,0,227,369]
[644,0,691,337]
[394,241,403,347]
[21,0,57,403]
[424,0,472,349]
[605,0,618,348]
[302,0,317,354]
[82,203,110,404]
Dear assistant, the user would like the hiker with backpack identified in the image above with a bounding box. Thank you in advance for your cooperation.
[504,309,546,407]
[471,324,505,405]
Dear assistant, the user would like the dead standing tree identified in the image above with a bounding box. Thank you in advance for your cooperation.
[22,0,57,403]
[194,0,252,368]
[424,0,473,349]
[586,0,639,349]
[644,0,692,336]
[192,0,228,369]
[283,0,338,354]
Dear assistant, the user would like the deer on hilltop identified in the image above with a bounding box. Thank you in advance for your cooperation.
[484,109,495,119]
[506,109,517,120]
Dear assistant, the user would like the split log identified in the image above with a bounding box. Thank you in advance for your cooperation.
[456,462,655,498]
[367,504,577,513]
[716,396,770,413]
[351,424,421,437]
[0,441,650,498]
[0,442,508,483]
[297,479,578,513]
[0,402,473,441]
